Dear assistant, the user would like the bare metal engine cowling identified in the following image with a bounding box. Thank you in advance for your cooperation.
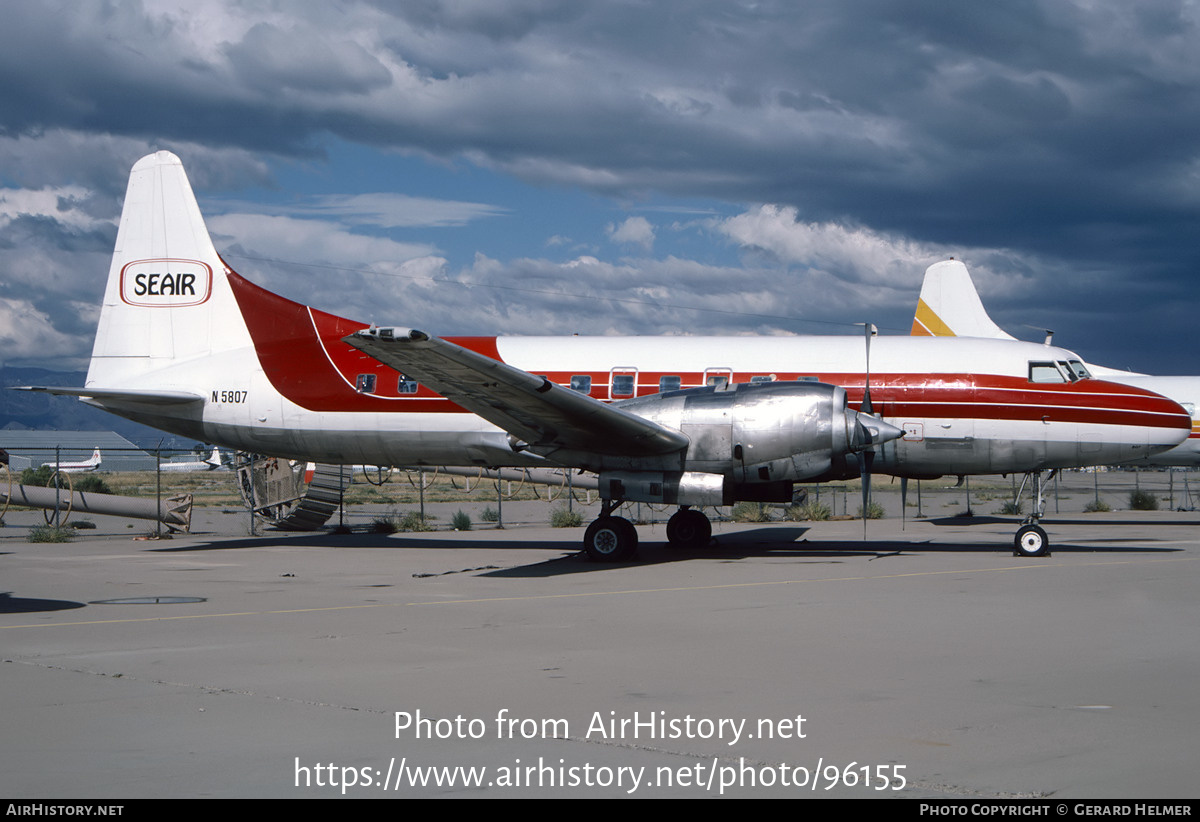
[599,381,897,506]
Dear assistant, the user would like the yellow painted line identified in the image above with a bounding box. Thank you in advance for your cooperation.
[3,555,1196,628]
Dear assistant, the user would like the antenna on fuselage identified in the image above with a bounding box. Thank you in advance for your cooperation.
[1023,325,1055,346]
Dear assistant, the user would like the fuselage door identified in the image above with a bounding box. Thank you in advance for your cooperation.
[704,368,733,391]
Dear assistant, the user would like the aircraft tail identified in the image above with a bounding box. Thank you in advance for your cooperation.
[86,151,254,391]
[910,259,1016,340]
[206,447,223,468]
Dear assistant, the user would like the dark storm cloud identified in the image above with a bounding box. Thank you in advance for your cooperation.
[0,1,1197,370]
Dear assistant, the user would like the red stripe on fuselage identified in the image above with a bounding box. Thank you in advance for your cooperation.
[225,268,1188,432]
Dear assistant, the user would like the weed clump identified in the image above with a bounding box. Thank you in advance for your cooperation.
[550,507,583,528]
[1128,489,1159,511]
[785,501,831,521]
[731,501,772,522]
[856,501,885,519]
[29,525,74,543]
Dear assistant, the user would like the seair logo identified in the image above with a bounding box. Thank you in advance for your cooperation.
[121,259,212,307]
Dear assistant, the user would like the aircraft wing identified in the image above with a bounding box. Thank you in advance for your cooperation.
[344,328,688,457]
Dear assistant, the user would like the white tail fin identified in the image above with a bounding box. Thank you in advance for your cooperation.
[910,259,1016,340]
[87,151,252,390]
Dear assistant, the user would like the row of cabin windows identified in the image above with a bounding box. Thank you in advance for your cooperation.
[570,373,784,396]
[355,374,419,394]
[354,372,799,396]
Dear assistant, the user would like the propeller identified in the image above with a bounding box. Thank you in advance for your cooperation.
[860,323,878,538]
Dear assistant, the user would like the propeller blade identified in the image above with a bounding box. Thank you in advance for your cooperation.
[900,476,908,531]
[860,448,874,539]
[862,322,876,416]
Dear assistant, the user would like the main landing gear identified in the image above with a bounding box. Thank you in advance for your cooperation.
[582,503,716,561]
[582,499,638,562]
[666,506,712,549]
[1011,469,1057,557]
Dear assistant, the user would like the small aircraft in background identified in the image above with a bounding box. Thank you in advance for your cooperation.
[160,446,226,472]
[912,258,1200,467]
[41,447,102,473]
[19,153,1191,560]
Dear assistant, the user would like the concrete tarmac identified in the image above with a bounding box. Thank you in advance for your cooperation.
[2,507,1198,798]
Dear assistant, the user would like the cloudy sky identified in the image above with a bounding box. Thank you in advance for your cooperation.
[1,0,1198,373]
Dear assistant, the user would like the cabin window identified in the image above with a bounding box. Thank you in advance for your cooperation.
[749,374,776,383]
[1029,362,1068,383]
[397,375,418,394]
[355,374,377,393]
[659,375,682,392]
[612,374,636,398]
[569,375,592,393]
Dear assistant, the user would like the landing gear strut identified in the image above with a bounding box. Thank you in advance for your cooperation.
[666,506,712,549]
[1012,469,1056,557]
[582,498,638,562]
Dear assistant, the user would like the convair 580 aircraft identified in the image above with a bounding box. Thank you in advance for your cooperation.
[22,153,1191,559]
[912,258,1200,467]
[41,447,102,473]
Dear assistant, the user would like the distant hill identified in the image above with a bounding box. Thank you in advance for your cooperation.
[1,366,198,449]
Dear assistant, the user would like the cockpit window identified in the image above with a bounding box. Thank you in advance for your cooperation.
[1029,361,1068,383]
[1066,360,1091,380]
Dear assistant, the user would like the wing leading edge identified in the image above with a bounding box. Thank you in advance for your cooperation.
[343,327,689,458]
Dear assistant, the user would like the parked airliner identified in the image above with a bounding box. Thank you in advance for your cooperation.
[41,447,102,473]
[160,447,225,472]
[20,153,1191,559]
[912,258,1200,467]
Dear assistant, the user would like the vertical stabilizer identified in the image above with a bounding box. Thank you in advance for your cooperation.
[87,151,252,389]
[910,259,1016,340]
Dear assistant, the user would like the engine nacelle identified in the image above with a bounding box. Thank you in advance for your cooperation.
[597,381,902,507]
[615,380,875,483]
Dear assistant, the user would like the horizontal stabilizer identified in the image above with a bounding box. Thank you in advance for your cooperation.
[16,386,205,405]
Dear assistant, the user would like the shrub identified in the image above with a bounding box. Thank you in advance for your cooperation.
[997,500,1023,516]
[1084,499,1111,513]
[480,506,499,522]
[731,501,772,522]
[785,501,830,521]
[20,466,53,486]
[451,510,472,531]
[1128,489,1159,511]
[72,475,112,494]
[371,516,399,534]
[399,512,432,531]
[856,501,885,519]
[29,525,74,543]
[550,506,583,528]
